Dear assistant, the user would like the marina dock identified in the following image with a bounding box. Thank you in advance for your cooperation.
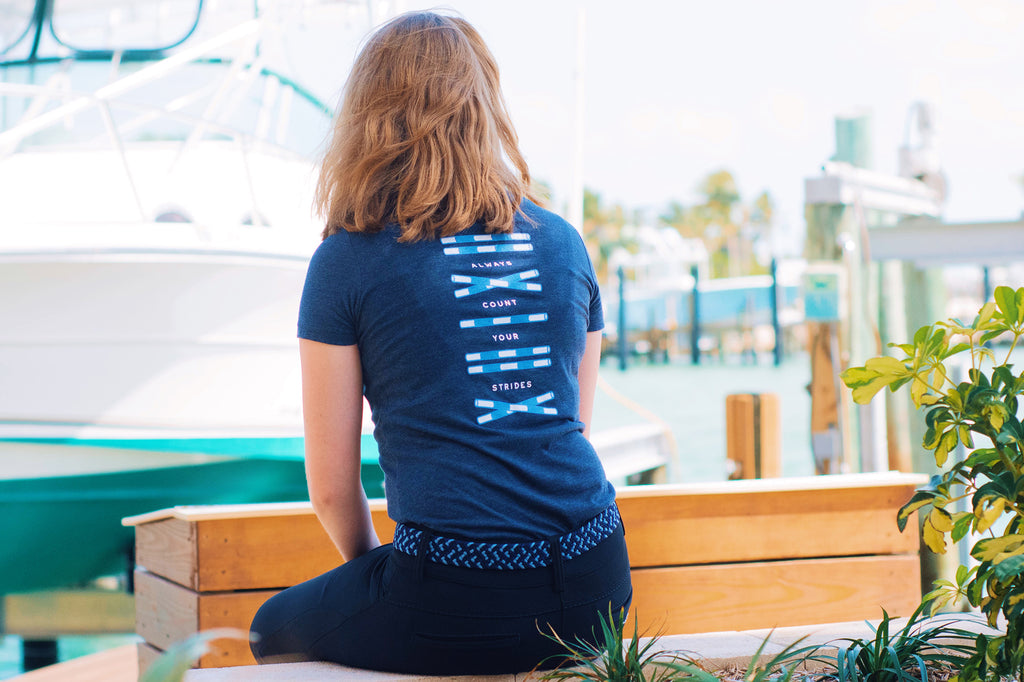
[0,355,814,680]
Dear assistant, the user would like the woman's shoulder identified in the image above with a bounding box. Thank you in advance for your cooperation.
[315,225,402,256]
[518,199,589,253]
[518,199,586,242]
[519,198,571,230]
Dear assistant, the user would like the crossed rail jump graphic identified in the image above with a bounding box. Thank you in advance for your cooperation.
[475,391,557,424]
[451,269,542,298]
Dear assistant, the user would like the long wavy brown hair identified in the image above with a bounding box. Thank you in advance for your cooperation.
[314,12,536,242]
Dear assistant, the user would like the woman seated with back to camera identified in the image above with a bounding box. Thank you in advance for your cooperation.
[249,11,632,675]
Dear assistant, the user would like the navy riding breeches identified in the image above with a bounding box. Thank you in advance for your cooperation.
[250,517,632,675]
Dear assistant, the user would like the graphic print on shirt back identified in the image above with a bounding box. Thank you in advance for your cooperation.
[442,232,555,425]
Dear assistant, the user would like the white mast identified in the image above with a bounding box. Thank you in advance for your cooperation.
[567,3,585,233]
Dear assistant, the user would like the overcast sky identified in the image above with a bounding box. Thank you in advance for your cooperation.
[291,0,1024,255]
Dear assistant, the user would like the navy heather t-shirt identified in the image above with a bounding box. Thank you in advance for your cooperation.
[297,199,615,541]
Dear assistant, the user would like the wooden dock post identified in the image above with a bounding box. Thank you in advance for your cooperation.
[725,393,781,479]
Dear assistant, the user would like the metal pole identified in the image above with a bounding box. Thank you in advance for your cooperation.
[22,640,58,672]
[770,258,782,367]
[690,264,701,365]
[617,265,627,371]
[567,3,586,234]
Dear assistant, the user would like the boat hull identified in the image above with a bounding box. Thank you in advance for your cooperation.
[0,247,309,437]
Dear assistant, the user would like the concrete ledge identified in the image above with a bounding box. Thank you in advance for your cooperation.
[182,616,997,681]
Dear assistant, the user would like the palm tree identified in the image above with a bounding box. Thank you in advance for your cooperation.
[582,187,632,282]
[659,171,775,278]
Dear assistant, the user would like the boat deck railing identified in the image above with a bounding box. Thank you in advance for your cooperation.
[0,18,330,225]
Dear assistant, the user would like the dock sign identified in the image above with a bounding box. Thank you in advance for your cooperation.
[803,269,842,322]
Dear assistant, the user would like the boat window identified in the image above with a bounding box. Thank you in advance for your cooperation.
[50,0,201,54]
[241,212,271,228]
[0,0,37,58]
[155,209,193,223]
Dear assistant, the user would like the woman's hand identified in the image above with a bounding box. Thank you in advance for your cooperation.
[300,339,380,560]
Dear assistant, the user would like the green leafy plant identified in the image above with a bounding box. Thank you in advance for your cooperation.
[540,608,717,682]
[841,285,1024,681]
[823,603,976,682]
[140,628,253,682]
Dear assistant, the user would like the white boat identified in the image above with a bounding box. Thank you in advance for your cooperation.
[0,0,390,593]
[0,0,673,594]
[0,6,334,446]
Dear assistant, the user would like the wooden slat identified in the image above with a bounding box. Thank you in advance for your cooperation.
[195,516,336,593]
[137,642,164,678]
[617,479,920,567]
[135,570,276,669]
[191,507,395,592]
[135,570,200,650]
[125,499,389,525]
[628,554,921,635]
[196,592,274,668]
[135,516,198,589]
[612,472,925,500]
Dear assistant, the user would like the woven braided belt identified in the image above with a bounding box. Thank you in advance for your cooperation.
[392,505,621,570]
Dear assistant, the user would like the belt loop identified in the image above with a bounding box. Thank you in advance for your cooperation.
[548,534,565,594]
[416,530,433,582]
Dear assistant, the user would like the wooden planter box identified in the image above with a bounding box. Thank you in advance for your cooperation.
[125,472,926,670]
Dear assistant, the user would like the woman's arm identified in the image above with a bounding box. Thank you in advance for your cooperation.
[577,330,603,440]
[300,338,380,560]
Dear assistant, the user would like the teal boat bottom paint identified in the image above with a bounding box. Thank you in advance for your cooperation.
[0,436,386,593]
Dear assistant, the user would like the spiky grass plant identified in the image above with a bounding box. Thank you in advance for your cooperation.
[822,604,976,682]
[540,608,717,682]
[539,610,821,682]
[729,635,821,682]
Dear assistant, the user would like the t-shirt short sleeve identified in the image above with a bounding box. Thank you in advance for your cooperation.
[573,228,604,333]
[297,234,358,346]
[588,284,604,333]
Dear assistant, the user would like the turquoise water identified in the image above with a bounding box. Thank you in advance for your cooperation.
[0,635,139,679]
[0,353,813,679]
[593,352,815,481]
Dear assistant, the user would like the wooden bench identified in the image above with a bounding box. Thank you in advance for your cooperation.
[125,471,927,673]
[0,587,136,673]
